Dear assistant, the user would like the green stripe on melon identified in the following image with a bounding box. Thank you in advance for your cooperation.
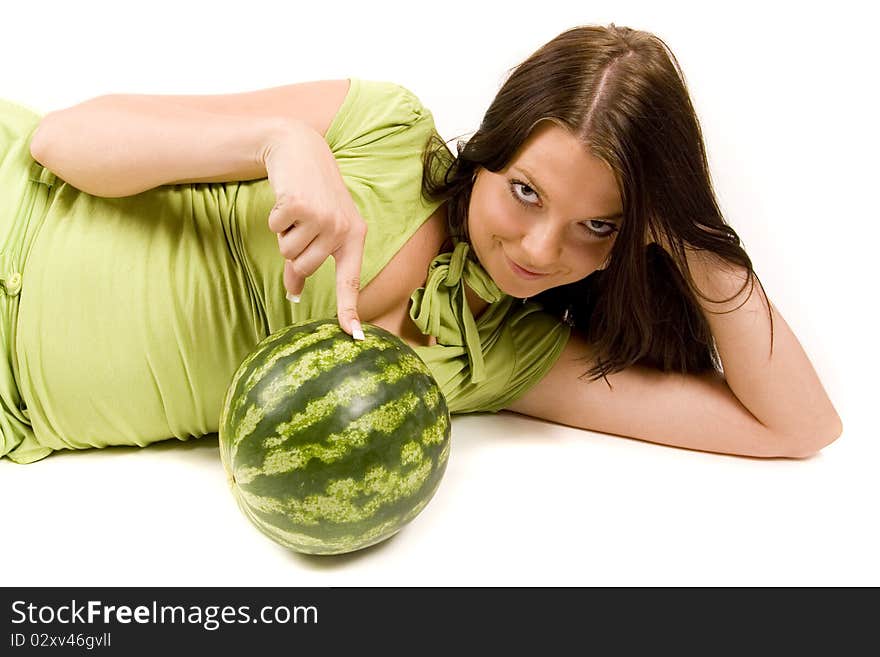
[219,319,451,555]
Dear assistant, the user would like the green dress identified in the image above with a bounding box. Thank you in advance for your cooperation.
[0,78,571,464]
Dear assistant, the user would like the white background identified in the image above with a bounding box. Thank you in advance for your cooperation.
[1,0,876,586]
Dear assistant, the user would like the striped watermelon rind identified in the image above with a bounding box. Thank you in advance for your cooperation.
[218,319,451,555]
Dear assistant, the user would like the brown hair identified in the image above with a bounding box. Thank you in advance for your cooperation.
[420,23,773,384]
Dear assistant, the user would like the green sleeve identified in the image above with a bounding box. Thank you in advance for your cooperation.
[326,77,433,155]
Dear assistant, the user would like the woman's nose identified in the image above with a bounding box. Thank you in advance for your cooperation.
[520,222,563,270]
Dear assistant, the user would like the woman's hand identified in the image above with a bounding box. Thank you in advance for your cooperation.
[263,120,366,340]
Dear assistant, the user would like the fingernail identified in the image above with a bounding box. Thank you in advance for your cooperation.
[286,293,301,303]
[351,320,364,341]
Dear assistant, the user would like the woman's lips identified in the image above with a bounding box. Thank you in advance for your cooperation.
[505,252,549,280]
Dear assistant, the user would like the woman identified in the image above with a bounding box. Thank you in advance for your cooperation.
[0,24,841,464]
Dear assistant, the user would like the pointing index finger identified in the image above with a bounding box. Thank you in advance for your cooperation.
[334,232,366,340]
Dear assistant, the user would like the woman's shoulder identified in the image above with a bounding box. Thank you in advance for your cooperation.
[326,77,436,156]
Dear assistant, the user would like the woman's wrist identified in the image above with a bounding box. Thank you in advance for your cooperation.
[260,117,342,206]
[258,117,316,173]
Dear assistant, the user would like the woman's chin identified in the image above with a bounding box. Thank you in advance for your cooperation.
[495,274,544,299]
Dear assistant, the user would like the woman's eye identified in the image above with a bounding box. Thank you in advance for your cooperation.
[510,181,539,205]
[582,220,618,238]
[509,179,619,240]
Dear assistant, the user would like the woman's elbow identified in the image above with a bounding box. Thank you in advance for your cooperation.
[781,415,844,458]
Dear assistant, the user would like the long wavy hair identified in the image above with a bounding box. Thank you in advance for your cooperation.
[420,23,773,384]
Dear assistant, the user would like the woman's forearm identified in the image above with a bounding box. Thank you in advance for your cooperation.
[28,94,293,197]
[684,248,843,452]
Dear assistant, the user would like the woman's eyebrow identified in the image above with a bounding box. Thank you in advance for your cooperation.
[513,165,551,199]
[593,212,624,221]
[513,165,623,221]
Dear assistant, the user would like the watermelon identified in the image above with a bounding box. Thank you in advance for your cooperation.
[218,319,451,555]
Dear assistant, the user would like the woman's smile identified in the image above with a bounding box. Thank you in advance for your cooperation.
[503,249,552,279]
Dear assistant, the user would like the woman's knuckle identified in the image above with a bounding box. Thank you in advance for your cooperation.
[289,260,309,277]
[325,210,342,228]
[338,304,358,319]
[271,195,289,214]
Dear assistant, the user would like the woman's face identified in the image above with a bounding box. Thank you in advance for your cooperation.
[467,120,624,298]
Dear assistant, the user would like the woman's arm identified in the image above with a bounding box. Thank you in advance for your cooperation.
[28,79,350,197]
[506,251,842,458]
[681,248,841,451]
